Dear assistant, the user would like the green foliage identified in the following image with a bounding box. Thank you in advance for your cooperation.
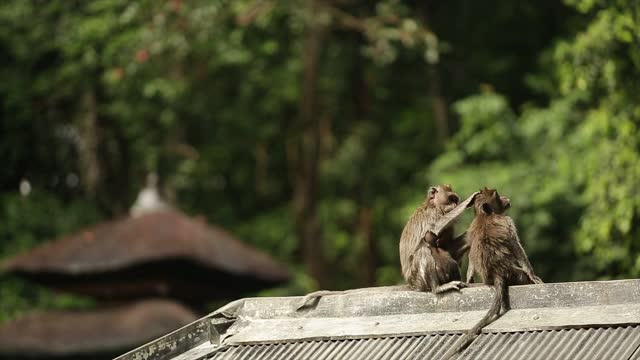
[0,192,100,321]
[431,0,640,280]
[0,192,101,257]
[0,277,95,324]
[448,92,517,161]
[1,0,638,326]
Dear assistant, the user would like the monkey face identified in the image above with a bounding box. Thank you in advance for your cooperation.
[428,184,460,212]
[475,187,511,215]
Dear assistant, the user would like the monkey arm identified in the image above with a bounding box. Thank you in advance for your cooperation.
[431,191,479,236]
[518,262,543,284]
[506,217,544,284]
[513,266,543,284]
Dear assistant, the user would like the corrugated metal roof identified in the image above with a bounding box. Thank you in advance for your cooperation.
[205,326,640,360]
[115,280,640,360]
[207,335,460,360]
[463,326,640,360]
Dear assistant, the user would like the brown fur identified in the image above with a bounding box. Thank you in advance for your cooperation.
[466,188,542,286]
[399,184,467,294]
[297,185,476,310]
[443,188,542,359]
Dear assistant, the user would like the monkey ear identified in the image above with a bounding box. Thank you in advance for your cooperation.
[482,203,493,215]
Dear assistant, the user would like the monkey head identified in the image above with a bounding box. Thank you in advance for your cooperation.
[474,187,511,215]
[426,184,460,212]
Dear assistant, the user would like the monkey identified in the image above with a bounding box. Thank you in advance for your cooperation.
[296,185,478,310]
[399,185,477,294]
[442,188,542,360]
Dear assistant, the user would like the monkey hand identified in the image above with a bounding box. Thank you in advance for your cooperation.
[424,232,440,247]
[465,191,481,207]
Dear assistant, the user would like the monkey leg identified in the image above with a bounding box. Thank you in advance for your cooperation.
[466,262,475,284]
[431,280,467,294]
[424,246,467,294]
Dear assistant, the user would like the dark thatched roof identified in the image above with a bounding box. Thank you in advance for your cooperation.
[0,299,197,359]
[2,211,291,304]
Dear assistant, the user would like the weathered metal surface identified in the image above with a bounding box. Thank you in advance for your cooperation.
[171,343,218,360]
[236,279,640,320]
[2,211,291,302]
[206,335,462,360]
[0,300,197,358]
[115,300,250,360]
[114,279,640,360]
[461,326,640,360]
[116,310,212,360]
[221,303,640,344]
[202,326,640,360]
[483,303,640,332]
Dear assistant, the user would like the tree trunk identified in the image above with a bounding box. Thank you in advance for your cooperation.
[294,0,327,288]
[79,89,101,197]
[420,1,450,141]
[427,66,449,141]
[358,206,376,286]
[354,63,377,286]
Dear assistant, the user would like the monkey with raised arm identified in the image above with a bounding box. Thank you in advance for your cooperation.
[297,185,478,309]
[443,188,542,360]
[399,184,477,294]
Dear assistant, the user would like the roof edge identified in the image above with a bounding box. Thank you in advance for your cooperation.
[115,279,640,359]
[115,313,213,360]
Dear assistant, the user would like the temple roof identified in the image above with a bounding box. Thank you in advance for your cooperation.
[2,211,291,304]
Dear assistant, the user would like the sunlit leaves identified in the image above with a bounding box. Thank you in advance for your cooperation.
[430,0,640,280]
[448,92,517,161]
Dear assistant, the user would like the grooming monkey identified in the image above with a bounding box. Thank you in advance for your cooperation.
[399,185,478,293]
[297,185,478,309]
[442,188,542,360]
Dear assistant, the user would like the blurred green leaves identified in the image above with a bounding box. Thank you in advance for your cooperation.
[448,92,517,161]
[430,0,640,281]
[1,0,639,325]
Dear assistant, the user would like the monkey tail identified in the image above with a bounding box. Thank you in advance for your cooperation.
[296,290,336,310]
[441,281,504,360]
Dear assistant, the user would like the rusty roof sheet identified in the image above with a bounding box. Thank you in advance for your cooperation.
[2,211,291,301]
[116,279,640,360]
[0,299,198,359]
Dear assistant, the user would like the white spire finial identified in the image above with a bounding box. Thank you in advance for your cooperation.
[130,172,171,217]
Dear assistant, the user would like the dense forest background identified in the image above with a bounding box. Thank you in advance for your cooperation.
[1,0,639,321]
